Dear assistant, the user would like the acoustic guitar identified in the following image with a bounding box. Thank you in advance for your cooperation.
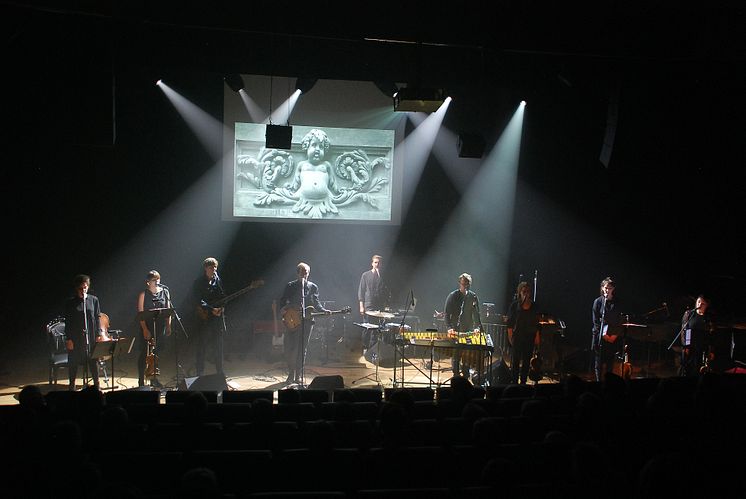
[196,279,264,320]
[281,305,351,331]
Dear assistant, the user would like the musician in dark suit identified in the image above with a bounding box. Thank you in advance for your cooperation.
[507,281,540,384]
[591,276,623,382]
[279,262,329,385]
[193,257,226,377]
[444,273,483,378]
[358,254,389,350]
[679,294,712,376]
[64,274,104,391]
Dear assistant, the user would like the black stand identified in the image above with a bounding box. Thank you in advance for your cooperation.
[136,308,176,387]
[352,322,382,386]
[91,338,133,391]
[592,296,608,381]
[82,296,91,388]
[297,280,308,388]
[91,340,113,388]
[170,307,189,390]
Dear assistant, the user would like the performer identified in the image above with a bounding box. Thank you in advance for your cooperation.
[444,273,483,378]
[591,276,623,382]
[136,270,172,388]
[507,281,540,384]
[358,254,389,350]
[679,294,712,376]
[193,257,226,377]
[279,262,330,384]
[64,274,105,391]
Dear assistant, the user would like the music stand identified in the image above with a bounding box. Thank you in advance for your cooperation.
[136,308,175,386]
[352,322,382,386]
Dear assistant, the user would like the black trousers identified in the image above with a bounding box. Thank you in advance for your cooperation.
[511,338,534,384]
[68,346,99,388]
[284,325,313,381]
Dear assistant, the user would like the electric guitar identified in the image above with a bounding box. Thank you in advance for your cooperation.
[281,305,351,331]
[196,280,264,320]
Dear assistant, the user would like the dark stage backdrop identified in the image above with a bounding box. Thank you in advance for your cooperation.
[3,3,745,372]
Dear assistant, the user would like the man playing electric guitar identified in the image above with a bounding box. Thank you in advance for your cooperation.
[278,262,331,385]
[193,257,228,377]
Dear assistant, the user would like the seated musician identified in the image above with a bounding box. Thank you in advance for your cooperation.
[444,273,483,379]
[279,262,330,385]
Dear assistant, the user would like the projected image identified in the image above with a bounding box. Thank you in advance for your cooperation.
[233,124,394,221]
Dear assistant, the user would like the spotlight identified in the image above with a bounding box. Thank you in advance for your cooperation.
[295,77,318,95]
[266,124,293,150]
[393,87,446,113]
[457,133,485,159]
[374,81,399,98]
[224,74,245,93]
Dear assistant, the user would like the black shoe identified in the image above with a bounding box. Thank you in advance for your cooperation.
[150,378,164,389]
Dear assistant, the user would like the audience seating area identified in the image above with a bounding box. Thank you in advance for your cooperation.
[2,374,745,498]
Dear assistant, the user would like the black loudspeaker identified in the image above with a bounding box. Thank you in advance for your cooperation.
[308,375,344,391]
[265,124,293,149]
[457,133,485,158]
[364,340,398,368]
[179,373,228,392]
[487,359,512,385]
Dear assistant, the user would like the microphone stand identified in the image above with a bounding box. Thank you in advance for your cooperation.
[214,272,228,377]
[393,289,434,388]
[167,289,189,390]
[82,294,91,388]
[299,278,307,388]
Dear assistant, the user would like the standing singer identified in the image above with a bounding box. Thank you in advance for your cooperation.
[64,274,105,391]
[591,276,623,382]
[137,270,172,388]
[679,294,711,376]
[279,262,330,385]
[507,281,541,385]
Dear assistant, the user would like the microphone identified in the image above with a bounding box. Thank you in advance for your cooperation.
[663,302,669,316]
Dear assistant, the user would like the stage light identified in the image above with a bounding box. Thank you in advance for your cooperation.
[457,133,485,159]
[393,87,446,113]
[266,124,293,150]
[224,74,245,93]
[295,77,318,95]
[374,81,399,98]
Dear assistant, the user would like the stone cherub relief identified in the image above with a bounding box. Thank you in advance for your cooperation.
[236,129,391,219]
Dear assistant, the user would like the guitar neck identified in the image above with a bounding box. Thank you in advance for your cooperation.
[213,281,263,307]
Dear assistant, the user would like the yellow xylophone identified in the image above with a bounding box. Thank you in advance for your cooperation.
[399,331,494,351]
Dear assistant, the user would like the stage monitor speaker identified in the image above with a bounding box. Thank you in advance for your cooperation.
[308,375,344,391]
[179,373,228,392]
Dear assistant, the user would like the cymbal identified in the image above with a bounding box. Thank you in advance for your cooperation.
[366,310,396,319]
[621,323,647,328]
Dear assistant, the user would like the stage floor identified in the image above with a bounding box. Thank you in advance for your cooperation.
[0,339,677,405]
